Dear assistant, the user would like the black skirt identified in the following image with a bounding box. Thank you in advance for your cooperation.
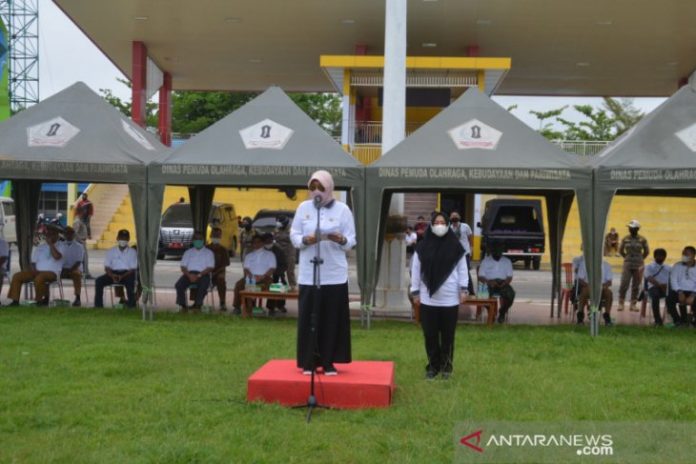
[296,282,352,369]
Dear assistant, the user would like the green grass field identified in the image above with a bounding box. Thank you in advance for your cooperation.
[0,308,693,463]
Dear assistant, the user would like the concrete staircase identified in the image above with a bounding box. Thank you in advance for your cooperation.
[79,184,129,249]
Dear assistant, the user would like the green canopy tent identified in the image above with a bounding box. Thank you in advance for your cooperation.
[363,88,592,326]
[148,87,365,315]
[0,82,168,317]
[588,83,696,334]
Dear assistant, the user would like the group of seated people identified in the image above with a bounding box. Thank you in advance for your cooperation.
[571,246,696,327]
[2,225,290,314]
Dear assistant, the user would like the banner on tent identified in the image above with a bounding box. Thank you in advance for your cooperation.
[377,167,572,181]
[607,168,696,182]
[0,159,130,175]
[159,164,350,179]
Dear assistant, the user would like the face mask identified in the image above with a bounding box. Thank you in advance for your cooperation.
[211,238,221,245]
[432,224,448,237]
[310,189,332,206]
[118,240,129,248]
[193,240,204,249]
[264,244,273,250]
[275,221,283,229]
[682,255,691,263]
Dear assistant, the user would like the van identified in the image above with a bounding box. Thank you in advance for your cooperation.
[0,196,16,245]
[157,202,239,259]
[478,199,545,270]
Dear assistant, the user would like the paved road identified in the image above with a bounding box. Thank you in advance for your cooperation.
[4,246,569,300]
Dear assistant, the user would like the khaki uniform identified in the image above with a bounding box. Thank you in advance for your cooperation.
[207,243,230,305]
[239,229,254,262]
[274,229,297,288]
[618,234,649,306]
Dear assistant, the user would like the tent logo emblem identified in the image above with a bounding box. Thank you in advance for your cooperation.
[47,123,61,137]
[27,116,80,148]
[240,118,294,150]
[260,125,272,138]
[675,121,696,153]
[448,119,502,150]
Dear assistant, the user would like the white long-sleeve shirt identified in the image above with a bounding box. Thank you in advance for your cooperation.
[291,200,356,286]
[669,262,696,292]
[644,261,671,289]
[576,258,613,285]
[410,251,469,307]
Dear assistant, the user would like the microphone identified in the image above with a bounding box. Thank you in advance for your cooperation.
[313,195,322,209]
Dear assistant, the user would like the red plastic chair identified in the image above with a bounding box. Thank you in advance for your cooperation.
[560,262,574,314]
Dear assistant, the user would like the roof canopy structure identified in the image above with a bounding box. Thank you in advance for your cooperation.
[363,88,592,315]
[0,82,167,309]
[54,0,694,96]
[148,87,366,301]
[580,83,696,332]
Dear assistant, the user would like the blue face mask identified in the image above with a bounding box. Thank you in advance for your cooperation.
[193,240,204,250]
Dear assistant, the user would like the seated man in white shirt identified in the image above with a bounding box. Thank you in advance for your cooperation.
[0,237,8,297]
[175,231,215,312]
[575,256,614,325]
[478,243,515,323]
[94,229,138,308]
[644,248,671,326]
[59,226,85,307]
[666,245,696,327]
[232,234,276,315]
[7,227,63,306]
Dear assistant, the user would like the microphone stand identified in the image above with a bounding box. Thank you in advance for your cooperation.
[300,196,329,422]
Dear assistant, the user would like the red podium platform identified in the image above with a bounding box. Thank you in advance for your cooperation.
[247,360,396,409]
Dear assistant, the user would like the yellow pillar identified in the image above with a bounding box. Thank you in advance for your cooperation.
[477,70,486,92]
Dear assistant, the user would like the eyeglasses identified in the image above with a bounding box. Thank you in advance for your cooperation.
[309,182,325,192]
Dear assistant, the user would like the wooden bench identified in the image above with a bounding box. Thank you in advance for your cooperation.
[413,297,499,326]
[239,290,299,318]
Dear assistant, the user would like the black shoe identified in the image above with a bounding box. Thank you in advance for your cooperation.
[323,364,338,376]
[232,307,241,316]
[72,298,81,307]
[37,298,49,307]
[425,370,438,380]
[277,306,287,314]
[7,300,20,307]
[603,313,613,326]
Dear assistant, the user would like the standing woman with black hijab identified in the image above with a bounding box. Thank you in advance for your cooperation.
[410,212,469,379]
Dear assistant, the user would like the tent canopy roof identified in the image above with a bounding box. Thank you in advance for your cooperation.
[371,88,583,172]
[595,85,696,172]
[0,82,166,183]
[593,85,696,191]
[150,87,362,187]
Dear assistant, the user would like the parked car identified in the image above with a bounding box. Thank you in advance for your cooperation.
[251,209,295,235]
[478,199,545,270]
[158,202,239,259]
[0,196,16,245]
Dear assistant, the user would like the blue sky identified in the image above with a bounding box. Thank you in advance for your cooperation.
[38,0,666,133]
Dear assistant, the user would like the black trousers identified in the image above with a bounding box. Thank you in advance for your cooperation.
[666,290,694,325]
[175,272,210,308]
[94,271,136,308]
[420,304,459,374]
[648,286,667,325]
[266,271,287,310]
[296,283,351,370]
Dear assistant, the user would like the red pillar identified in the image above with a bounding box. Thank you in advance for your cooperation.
[158,72,172,146]
[131,41,147,127]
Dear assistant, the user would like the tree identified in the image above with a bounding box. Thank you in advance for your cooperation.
[530,106,567,140]
[602,97,643,137]
[99,79,342,136]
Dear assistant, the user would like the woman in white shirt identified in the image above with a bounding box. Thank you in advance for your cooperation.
[410,212,468,380]
[291,170,356,376]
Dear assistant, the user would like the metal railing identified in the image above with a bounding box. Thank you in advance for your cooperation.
[552,140,610,156]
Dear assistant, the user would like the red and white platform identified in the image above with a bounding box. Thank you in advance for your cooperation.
[247,359,396,409]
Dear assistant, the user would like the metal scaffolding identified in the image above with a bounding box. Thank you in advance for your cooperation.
[0,0,39,113]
